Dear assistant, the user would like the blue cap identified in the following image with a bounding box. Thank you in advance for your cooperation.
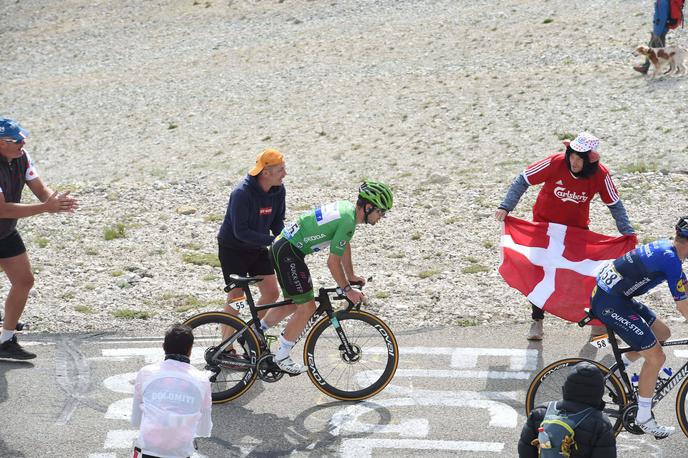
[0,118,29,143]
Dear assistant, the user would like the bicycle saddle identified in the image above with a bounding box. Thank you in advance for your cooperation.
[225,274,264,291]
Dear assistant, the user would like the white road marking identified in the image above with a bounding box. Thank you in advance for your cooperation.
[339,438,503,457]
[103,372,136,394]
[330,390,520,436]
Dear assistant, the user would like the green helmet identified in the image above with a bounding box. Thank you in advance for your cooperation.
[358,180,393,210]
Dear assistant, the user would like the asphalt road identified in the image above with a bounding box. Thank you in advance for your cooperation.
[1,321,687,457]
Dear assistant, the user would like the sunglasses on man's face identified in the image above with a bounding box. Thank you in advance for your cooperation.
[2,138,24,145]
[375,208,386,217]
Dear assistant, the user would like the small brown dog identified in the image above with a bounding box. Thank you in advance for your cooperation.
[634,45,688,78]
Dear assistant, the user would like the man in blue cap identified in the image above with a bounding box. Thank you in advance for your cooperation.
[0,118,78,360]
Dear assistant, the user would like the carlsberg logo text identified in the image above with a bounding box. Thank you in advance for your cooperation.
[553,186,588,203]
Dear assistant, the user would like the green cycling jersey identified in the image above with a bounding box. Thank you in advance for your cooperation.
[281,201,356,256]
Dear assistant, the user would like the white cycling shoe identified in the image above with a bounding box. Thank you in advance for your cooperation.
[276,355,307,375]
[638,418,676,438]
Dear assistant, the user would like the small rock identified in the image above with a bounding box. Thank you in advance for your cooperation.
[176,206,197,215]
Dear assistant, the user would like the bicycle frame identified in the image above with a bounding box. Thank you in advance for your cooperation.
[210,280,360,363]
[596,327,688,406]
[652,339,688,404]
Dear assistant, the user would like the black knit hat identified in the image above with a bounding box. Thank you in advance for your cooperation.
[562,362,605,407]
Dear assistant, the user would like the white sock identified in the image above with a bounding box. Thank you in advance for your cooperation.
[637,396,653,423]
[0,329,15,344]
[259,320,269,331]
[275,335,295,361]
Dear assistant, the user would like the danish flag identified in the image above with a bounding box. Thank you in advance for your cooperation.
[499,216,637,324]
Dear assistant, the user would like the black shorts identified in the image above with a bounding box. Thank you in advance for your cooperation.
[218,243,274,287]
[269,236,313,304]
[0,231,26,259]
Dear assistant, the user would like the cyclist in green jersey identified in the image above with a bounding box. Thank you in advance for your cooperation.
[259,181,393,374]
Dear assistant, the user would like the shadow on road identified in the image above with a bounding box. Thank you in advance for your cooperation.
[0,360,33,457]
[200,398,392,456]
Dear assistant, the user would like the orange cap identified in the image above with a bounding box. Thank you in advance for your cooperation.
[249,149,285,176]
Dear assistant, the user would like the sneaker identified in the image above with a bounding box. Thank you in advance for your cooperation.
[527,320,544,341]
[633,64,649,74]
[589,325,607,340]
[0,336,36,360]
[275,355,307,375]
[638,418,676,438]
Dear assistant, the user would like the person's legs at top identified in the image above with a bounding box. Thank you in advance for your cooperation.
[218,246,279,341]
[0,249,36,360]
[634,32,667,74]
[527,302,544,341]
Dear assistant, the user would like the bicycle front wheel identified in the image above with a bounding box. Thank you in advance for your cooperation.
[304,310,399,401]
[525,357,628,435]
[183,311,260,404]
[674,377,688,437]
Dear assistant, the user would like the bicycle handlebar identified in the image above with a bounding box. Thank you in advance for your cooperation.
[324,277,371,306]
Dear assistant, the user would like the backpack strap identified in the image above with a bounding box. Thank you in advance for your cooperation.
[541,402,596,449]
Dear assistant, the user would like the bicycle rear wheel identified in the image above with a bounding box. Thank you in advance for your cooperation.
[674,378,688,438]
[525,357,627,435]
[304,310,398,401]
[183,311,260,404]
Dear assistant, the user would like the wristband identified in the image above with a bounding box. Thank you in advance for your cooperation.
[336,285,353,296]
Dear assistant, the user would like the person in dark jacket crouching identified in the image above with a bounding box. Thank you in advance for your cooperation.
[518,361,617,458]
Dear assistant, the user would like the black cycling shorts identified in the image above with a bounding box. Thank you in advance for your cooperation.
[269,236,313,304]
[0,231,26,259]
[218,243,274,287]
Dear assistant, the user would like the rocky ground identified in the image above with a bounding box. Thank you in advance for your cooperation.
[1,0,688,336]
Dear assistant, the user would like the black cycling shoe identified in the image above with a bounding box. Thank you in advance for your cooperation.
[0,336,36,360]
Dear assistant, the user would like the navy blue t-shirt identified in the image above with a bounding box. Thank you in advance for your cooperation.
[217,175,285,250]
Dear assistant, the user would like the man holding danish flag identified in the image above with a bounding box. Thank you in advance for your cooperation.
[495,132,636,341]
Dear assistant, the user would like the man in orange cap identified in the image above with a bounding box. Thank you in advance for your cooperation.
[217,149,287,332]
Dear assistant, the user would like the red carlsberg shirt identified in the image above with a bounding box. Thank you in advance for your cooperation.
[522,153,619,229]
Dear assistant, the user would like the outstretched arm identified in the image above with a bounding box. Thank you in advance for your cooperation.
[327,252,364,304]
[607,200,635,235]
[341,243,366,285]
[496,174,530,221]
[0,179,77,219]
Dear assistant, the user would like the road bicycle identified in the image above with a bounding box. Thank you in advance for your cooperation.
[183,274,399,404]
[525,308,688,438]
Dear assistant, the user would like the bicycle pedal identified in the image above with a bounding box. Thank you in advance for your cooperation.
[285,371,304,378]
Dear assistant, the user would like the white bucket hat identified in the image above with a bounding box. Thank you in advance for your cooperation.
[566,132,600,162]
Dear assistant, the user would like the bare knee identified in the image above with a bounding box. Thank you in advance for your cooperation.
[259,284,280,304]
[644,347,666,368]
[652,319,671,342]
[257,277,280,304]
[11,273,34,292]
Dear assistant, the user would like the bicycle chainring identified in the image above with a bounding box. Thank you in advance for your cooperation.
[621,404,644,435]
[257,354,284,383]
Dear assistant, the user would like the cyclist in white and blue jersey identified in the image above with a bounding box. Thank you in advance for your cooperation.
[591,217,688,438]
